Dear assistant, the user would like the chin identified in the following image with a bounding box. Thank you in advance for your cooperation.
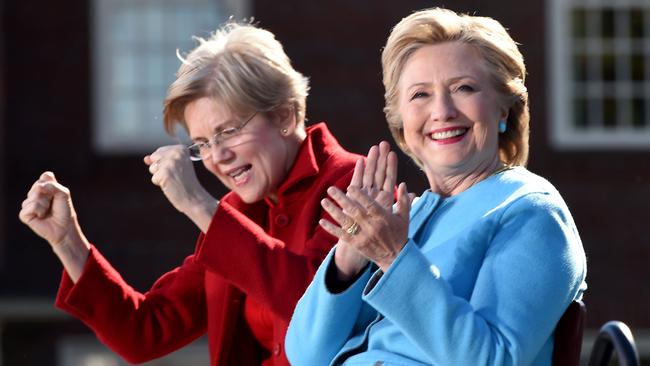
[233,189,265,204]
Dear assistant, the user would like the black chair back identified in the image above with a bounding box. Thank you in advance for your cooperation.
[552,300,586,366]
[587,321,640,366]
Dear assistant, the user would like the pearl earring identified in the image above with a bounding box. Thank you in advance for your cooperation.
[498,120,507,133]
[281,128,288,135]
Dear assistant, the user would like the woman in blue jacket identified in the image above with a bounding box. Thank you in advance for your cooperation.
[285,7,587,366]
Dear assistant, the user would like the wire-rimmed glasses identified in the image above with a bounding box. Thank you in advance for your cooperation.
[187,112,258,161]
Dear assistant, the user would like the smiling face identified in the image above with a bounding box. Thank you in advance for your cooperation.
[398,41,508,185]
[184,97,297,203]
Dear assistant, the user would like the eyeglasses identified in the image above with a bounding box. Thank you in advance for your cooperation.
[187,112,257,161]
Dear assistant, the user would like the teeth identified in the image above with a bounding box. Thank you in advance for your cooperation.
[431,128,466,140]
[233,170,249,183]
[229,166,251,180]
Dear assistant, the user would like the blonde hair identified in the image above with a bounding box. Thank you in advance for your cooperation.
[382,7,529,166]
[163,21,310,134]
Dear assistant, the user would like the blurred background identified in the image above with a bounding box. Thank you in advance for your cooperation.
[1,0,649,365]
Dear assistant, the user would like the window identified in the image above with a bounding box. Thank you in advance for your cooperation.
[92,0,250,153]
[548,0,650,149]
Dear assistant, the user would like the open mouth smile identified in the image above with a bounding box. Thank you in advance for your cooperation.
[429,127,469,144]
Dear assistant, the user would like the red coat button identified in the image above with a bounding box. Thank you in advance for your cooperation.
[273,343,281,356]
[274,214,289,227]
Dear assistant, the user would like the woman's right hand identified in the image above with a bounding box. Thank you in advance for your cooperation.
[145,145,217,233]
[19,172,79,246]
[19,172,90,282]
[325,141,398,281]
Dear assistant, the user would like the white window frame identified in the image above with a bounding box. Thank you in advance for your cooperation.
[92,0,250,154]
[548,0,650,149]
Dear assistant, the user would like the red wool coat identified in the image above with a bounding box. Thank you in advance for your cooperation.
[55,123,360,365]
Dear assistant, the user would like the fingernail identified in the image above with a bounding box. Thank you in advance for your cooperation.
[328,186,341,196]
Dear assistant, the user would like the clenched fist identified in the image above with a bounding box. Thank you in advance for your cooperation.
[19,172,90,282]
[144,145,218,232]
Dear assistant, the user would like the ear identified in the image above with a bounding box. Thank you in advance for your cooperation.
[498,95,511,122]
[270,103,297,135]
[499,104,510,122]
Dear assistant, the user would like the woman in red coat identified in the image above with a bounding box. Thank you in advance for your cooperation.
[18,21,367,365]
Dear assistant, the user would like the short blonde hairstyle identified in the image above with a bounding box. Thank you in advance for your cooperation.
[163,21,310,134]
[382,7,529,166]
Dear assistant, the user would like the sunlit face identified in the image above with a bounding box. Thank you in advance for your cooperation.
[184,97,295,203]
[398,42,508,183]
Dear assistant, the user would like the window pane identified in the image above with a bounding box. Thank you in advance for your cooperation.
[113,9,136,42]
[603,98,617,127]
[631,54,644,81]
[572,8,587,38]
[630,8,644,39]
[632,98,645,128]
[573,53,588,81]
[142,7,164,43]
[601,8,615,38]
[113,56,137,89]
[114,99,139,135]
[573,98,588,129]
[602,53,616,81]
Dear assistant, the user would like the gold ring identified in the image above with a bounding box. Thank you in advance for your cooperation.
[345,221,360,235]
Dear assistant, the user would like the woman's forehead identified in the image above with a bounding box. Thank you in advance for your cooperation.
[184,98,240,135]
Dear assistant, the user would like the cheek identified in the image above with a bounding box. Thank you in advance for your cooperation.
[401,111,425,146]
[252,142,284,178]
[202,162,223,181]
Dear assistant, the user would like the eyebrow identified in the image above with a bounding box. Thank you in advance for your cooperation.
[190,118,238,142]
[406,75,479,91]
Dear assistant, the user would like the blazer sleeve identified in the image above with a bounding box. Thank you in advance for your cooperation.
[195,169,353,321]
[56,245,207,364]
[362,192,587,366]
[285,247,374,366]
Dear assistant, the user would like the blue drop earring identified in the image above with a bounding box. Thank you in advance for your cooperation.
[498,119,507,133]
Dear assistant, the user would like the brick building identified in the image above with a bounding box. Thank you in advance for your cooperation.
[1,0,649,364]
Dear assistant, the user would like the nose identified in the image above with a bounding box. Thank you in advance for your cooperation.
[430,92,458,122]
[208,142,235,165]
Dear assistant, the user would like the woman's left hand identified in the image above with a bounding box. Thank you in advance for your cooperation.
[144,145,217,232]
[322,181,412,273]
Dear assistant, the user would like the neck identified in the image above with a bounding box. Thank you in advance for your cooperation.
[266,129,307,204]
[425,157,503,197]
[267,192,279,203]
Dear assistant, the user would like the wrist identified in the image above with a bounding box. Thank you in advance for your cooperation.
[186,197,218,233]
[52,224,91,283]
[53,224,90,257]
[334,244,368,281]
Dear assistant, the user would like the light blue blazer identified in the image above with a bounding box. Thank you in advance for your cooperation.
[286,167,587,366]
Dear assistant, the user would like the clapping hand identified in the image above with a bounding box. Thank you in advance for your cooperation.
[320,141,411,276]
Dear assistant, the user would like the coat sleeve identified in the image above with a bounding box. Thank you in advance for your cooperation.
[362,192,587,366]
[195,170,354,321]
[56,245,207,364]
[285,247,374,366]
